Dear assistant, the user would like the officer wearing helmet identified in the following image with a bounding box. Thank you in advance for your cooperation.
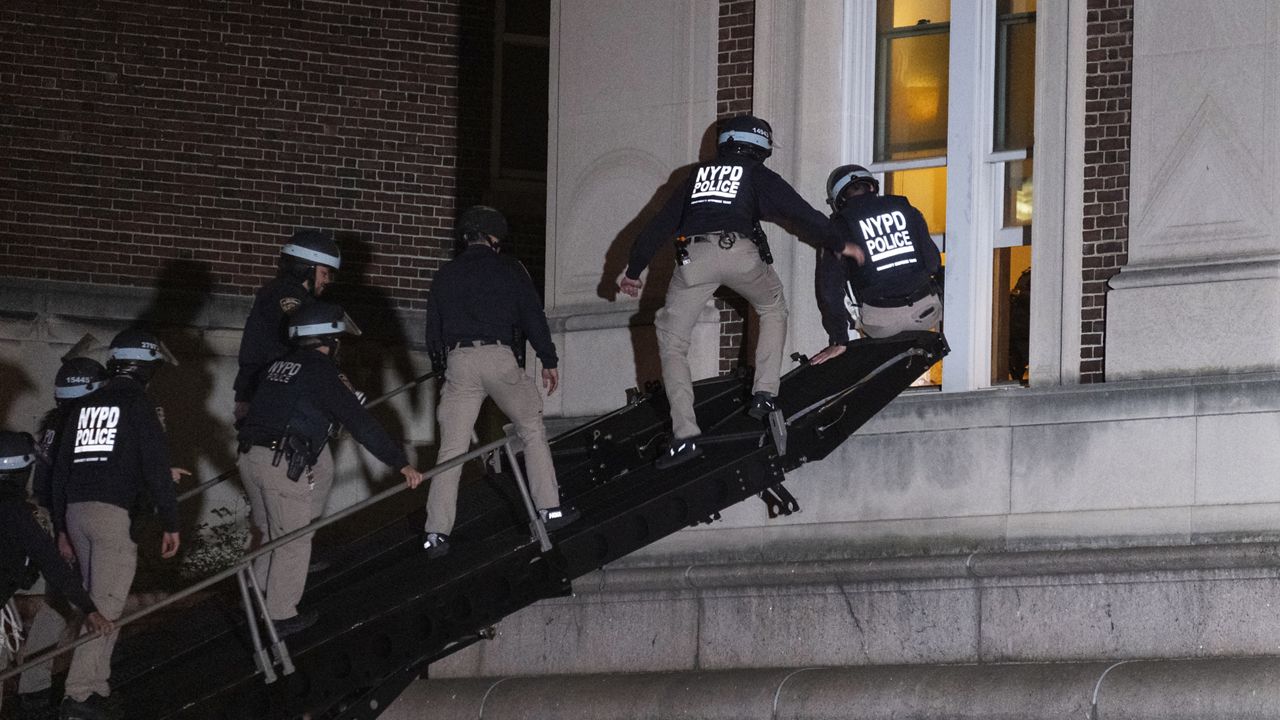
[420,205,579,558]
[237,301,423,636]
[31,358,109,512]
[11,358,107,716]
[810,164,942,366]
[618,114,860,468]
[233,229,342,422]
[1,432,112,720]
[50,329,180,720]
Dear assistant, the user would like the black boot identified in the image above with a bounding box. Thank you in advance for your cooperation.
[655,436,703,470]
[747,391,778,420]
[59,694,114,720]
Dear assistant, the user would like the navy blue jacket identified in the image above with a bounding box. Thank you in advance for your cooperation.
[238,348,408,470]
[425,244,558,369]
[626,156,840,279]
[51,376,178,534]
[0,486,97,613]
[234,277,312,402]
[817,194,940,344]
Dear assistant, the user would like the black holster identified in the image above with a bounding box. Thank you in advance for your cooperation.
[271,435,314,482]
[751,222,774,265]
[511,326,527,369]
[429,349,447,374]
[674,236,692,266]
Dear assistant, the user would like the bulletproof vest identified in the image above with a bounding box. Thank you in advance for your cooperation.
[840,195,933,299]
[678,158,759,236]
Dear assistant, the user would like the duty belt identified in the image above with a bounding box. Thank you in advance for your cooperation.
[450,339,508,351]
[238,436,284,454]
[863,283,935,309]
[687,230,746,248]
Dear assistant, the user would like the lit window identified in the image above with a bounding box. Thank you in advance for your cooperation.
[869,0,1037,389]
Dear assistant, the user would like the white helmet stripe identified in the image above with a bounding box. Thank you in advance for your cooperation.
[282,243,342,270]
[54,381,103,400]
[831,169,876,201]
[717,129,771,150]
[289,320,347,338]
[0,454,33,470]
[111,347,161,361]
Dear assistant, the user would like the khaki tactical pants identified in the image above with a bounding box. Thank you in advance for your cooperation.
[18,592,75,694]
[64,502,135,702]
[239,445,334,621]
[656,236,787,440]
[426,344,560,535]
[859,292,942,338]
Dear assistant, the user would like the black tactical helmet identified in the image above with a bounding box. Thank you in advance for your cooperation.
[0,431,36,480]
[281,229,342,270]
[456,205,509,244]
[288,300,362,343]
[108,328,172,385]
[717,115,773,161]
[826,164,880,209]
[54,357,108,402]
[280,229,341,292]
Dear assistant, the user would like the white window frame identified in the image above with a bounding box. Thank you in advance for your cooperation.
[849,0,1063,392]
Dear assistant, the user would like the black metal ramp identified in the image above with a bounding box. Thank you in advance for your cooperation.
[112,332,946,719]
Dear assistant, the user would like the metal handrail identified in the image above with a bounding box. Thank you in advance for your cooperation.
[176,369,440,503]
[0,431,510,683]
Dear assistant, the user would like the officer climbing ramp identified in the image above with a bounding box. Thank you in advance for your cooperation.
[1,330,946,719]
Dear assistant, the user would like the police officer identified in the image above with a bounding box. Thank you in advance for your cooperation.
[32,358,109,513]
[52,330,180,720]
[420,206,579,558]
[811,164,942,366]
[1,432,112,720]
[618,115,860,468]
[10,359,108,717]
[233,229,341,422]
[237,301,423,635]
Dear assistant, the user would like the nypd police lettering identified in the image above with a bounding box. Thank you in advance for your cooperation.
[74,405,121,454]
[857,210,917,271]
[266,360,303,384]
[690,165,743,205]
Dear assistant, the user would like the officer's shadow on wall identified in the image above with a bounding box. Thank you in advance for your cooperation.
[134,260,236,503]
[0,360,35,429]
[598,124,720,387]
[596,171,679,386]
[326,232,422,507]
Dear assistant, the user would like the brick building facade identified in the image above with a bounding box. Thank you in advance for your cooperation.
[1080,0,1133,382]
[0,1,486,314]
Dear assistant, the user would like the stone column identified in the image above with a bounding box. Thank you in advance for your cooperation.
[1106,0,1280,380]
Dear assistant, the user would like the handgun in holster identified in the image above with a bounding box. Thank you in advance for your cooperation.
[751,222,774,265]
[511,325,527,370]
[271,434,315,482]
[674,236,692,266]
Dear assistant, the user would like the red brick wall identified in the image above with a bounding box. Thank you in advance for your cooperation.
[1080,0,1132,382]
[0,1,478,313]
[716,0,755,374]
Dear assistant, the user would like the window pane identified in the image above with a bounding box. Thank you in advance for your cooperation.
[998,0,1037,14]
[994,14,1035,151]
[504,0,550,36]
[879,31,949,160]
[991,245,1031,384]
[884,166,947,236]
[1004,158,1033,227]
[499,43,549,175]
[879,0,950,31]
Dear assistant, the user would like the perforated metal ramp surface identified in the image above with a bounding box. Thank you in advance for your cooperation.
[112,332,947,719]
